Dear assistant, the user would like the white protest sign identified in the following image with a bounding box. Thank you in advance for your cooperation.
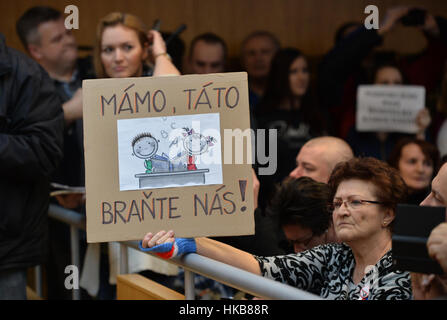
[356,85,425,133]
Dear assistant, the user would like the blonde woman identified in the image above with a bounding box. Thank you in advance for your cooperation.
[80,12,180,298]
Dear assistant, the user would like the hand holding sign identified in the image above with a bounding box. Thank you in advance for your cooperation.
[415,108,431,139]
[139,230,196,259]
[356,85,425,134]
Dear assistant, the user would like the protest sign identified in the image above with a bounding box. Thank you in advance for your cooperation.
[83,72,254,242]
[356,85,425,133]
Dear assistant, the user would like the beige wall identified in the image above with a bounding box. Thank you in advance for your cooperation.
[2,0,447,60]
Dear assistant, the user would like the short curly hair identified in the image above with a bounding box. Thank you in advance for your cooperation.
[267,176,332,236]
[328,157,408,215]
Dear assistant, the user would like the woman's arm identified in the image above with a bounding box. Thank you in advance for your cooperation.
[195,237,261,275]
[142,230,261,275]
[148,30,180,76]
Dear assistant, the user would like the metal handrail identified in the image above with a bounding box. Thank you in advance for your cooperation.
[47,204,321,300]
[124,240,321,300]
[49,204,86,230]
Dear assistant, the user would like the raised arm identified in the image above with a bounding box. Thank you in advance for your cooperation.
[318,6,409,111]
[62,88,83,126]
[148,30,181,76]
[141,230,261,275]
[196,237,261,275]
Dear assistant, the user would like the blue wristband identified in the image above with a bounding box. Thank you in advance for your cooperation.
[139,238,196,259]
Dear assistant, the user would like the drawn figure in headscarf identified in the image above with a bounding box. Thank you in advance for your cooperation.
[182,127,216,171]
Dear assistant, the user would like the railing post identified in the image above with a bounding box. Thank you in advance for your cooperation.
[70,226,80,300]
[119,243,129,274]
[34,265,42,298]
[184,269,195,300]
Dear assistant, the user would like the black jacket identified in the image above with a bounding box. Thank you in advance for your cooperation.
[0,34,64,271]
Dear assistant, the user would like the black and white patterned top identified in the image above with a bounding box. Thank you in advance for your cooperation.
[254,243,412,300]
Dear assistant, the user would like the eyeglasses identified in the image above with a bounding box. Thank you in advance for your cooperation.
[329,198,386,212]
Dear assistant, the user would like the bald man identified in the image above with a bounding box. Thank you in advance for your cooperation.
[289,136,354,183]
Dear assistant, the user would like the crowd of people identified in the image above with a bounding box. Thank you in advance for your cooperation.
[1,4,447,300]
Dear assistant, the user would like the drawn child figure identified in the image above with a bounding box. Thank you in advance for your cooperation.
[182,127,216,171]
[132,133,159,173]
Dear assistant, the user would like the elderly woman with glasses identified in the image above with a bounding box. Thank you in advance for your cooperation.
[140,157,412,300]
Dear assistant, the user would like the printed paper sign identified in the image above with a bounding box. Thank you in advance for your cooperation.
[356,85,425,133]
[83,73,254,243]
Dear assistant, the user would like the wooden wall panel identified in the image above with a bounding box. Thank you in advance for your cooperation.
[1,0,447,60]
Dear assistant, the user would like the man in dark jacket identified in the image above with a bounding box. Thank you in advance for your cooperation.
[16,6,95,299]
[16,6,94,198]
[0,33,64,299]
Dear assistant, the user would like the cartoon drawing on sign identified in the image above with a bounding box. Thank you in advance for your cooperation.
[131,133,160,173]
[131,128,216,176]
[117,113,223,191]
[181,127,216,171]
